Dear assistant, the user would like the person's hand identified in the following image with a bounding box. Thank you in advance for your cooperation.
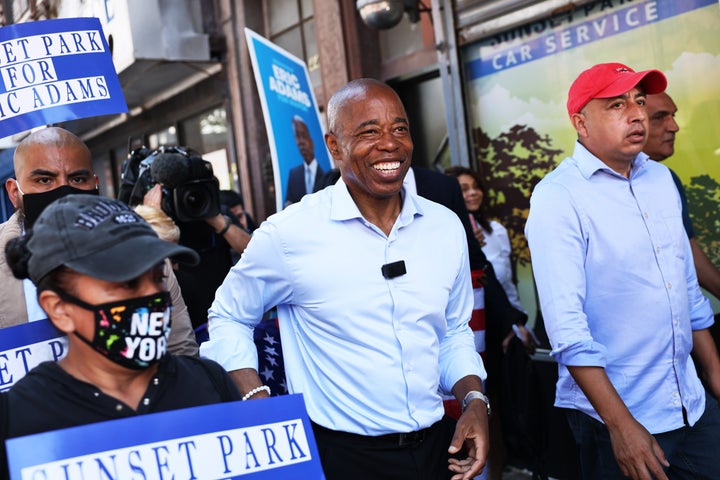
[143,184,163,210]
[447,401,489,479]
[472,227,486,247]
[607,419,669,480]
[502,324,537,354]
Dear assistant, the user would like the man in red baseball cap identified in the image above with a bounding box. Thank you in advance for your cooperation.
[566,62,667,117]
[526,63,720,480]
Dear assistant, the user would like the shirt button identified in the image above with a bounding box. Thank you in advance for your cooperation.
[153,378,159,385]
[656,247,661,253]
[143,398,150,406]
[667,283,672,289]
[93,392,100,397]
[644,212,649,218]
[116,404,123,411]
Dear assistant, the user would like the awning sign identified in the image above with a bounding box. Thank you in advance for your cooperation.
[465,0,717,79]
[0,17,127,138]
[6,394,325,480]
[0,320,67,392]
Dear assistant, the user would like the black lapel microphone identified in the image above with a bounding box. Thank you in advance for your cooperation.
[381,260,406,279]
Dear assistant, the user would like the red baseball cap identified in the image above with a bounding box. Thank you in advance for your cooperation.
[566,62,667,117]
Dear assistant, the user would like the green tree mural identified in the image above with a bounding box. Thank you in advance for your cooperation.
[472,125,563,268]
[685,174,720,265]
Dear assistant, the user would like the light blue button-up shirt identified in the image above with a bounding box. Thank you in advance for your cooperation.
[201,179,485,435]
[525,142,713,434]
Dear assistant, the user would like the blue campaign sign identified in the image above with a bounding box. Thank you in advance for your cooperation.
[244,28,332,211]
[0,17,127,138]
[7,394,325,480]
[0,320,67,392]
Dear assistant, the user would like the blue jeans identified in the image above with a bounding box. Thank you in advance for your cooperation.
[565,392,720,480]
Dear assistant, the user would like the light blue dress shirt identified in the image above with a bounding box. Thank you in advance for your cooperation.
[525,142,713,434]
[201,179,486,435]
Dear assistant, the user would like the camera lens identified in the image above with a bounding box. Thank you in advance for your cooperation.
[182,186,210,216]
[168,177,220,222]
[170,178,220,222]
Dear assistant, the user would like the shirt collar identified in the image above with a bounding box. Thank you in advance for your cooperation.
[329,178,423,226]
[403,167,417,195]
[573,141,649,180]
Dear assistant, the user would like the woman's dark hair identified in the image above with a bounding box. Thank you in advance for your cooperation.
[5,233,32,281]
[6,231,75,295]
[444,166,493,233]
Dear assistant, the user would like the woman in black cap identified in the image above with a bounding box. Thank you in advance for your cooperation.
[0,194,243,475]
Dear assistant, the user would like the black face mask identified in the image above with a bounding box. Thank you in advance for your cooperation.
[19,184,99,227]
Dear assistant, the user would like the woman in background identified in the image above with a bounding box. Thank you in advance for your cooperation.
[445,166,525,314]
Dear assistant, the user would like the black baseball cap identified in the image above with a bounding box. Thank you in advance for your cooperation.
[27,194,199,284]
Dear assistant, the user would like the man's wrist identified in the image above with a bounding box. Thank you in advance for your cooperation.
[215,215,232,235]
[462,390,491,416]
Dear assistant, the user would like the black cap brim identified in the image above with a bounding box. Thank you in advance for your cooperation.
[64,236,199,282]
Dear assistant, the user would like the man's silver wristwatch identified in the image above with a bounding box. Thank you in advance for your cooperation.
[462,390,491,416]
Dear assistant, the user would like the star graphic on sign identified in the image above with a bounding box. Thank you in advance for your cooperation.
[264,345,279,357]
[260,365,275,382]
[265,355,279,368]
[264,332,279,346]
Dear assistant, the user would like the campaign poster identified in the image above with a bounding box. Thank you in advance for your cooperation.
[461,0,720,317]
[0,17,127,139]
[7,394,325,480]
[244,28,332,212]
[0,320,67,392]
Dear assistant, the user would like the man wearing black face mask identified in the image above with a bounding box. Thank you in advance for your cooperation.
[0,127,99,329]
[0,127,199,357]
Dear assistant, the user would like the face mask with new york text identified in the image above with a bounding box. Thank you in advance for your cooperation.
[57,290,172,370]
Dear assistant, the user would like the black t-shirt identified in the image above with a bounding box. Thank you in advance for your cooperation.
[0,355,242,478]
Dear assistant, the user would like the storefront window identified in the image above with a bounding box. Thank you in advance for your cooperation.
[182,107,228,154]
[148,126,178,149]
[181,107,231,189]
[267,0,319,88]
[269,0,300,33]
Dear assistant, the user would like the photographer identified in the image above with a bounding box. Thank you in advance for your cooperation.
[142,182,250,256]
[120,147,251,341]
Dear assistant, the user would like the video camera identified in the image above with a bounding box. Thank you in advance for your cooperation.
[118,145,221,222]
